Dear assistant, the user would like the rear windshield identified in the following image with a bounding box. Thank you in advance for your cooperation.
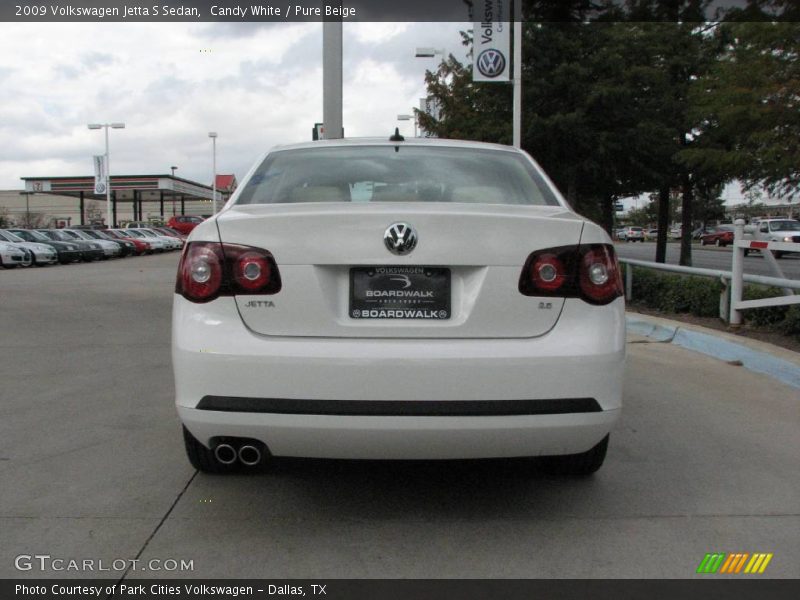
[235,146,560,206]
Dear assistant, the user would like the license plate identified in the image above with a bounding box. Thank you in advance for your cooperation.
[350,266,450,320]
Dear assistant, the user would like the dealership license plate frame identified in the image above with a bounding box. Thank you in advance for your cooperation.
[349,266,451,320]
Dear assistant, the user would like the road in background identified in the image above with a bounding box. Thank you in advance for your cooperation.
[615,242,800,279]
[0,254,798,578]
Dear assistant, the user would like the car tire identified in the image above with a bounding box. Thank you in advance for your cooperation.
[183,426,237,474]
[540,434,609,476]
[774,251,784,259]
[715,239,722,247]
[743,249,750,257]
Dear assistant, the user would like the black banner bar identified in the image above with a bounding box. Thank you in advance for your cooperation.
[2,1,798,23]
[3,579,800,600]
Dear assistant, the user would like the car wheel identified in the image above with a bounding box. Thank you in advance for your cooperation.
[183,426,237,474]
[774,251,784,259]
[540,435,609,476]
[715,239,722,247]
[743,249,750,257]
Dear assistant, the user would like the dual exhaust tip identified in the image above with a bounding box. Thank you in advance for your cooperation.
[214,442,263,466]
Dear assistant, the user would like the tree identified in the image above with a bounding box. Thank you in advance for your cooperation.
[682,21,800,201]
[18,211,48,229]
[418,2,798,268]
[417,34,512,146]
[694,180,726,226]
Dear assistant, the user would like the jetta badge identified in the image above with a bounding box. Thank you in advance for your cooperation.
[383,222,418,255]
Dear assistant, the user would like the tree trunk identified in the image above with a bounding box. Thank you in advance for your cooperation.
[679,173,693,266]
[601,195,614,237]
[566,175,578,209]
[656,185,670,263]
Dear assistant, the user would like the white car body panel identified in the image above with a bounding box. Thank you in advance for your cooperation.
[216,204,584,339]
[172,138,625,461]
[0,241,27,266]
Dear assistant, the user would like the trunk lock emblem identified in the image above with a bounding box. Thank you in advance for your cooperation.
[384,222,418,255]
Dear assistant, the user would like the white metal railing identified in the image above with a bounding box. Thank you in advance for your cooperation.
[619,219,799,325]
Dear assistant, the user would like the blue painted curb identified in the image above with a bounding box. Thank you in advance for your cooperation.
[626,315,800,391]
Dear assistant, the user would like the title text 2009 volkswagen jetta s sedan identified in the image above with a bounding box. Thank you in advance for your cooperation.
[172,137,625,475]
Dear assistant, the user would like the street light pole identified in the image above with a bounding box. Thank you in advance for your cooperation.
[170,166,178,216]
[208,132,218,214]
[323,21,343,140]
[20,191,31,227]
[397,114,417,138]
[87,122,125,227]
[512,3,522,148]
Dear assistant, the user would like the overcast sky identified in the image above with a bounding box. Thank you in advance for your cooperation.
[0,21,468,190]
[0,20,767,209]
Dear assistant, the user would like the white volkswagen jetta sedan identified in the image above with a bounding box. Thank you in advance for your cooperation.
[173,137,625,475]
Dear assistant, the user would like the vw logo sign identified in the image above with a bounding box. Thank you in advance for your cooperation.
[476,48,506,78]
[383,222,418,256]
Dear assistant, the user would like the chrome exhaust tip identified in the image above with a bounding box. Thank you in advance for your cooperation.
[214,443,237,465]
[238,444,262,466]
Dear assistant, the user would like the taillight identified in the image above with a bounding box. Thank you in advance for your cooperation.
[519,244,622,305]
[579,245,623,304]
[233,251,271,291]
[175,242,281,303]
[524,251,573,295]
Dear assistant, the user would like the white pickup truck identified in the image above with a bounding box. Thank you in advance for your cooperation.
[743,218,800,258]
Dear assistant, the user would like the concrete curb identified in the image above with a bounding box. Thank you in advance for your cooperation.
[626,313,800,391]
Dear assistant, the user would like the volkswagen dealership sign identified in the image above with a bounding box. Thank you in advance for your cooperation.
[473,0,510,82]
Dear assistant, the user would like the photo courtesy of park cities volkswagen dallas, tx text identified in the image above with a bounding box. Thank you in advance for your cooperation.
[0,0,798,599]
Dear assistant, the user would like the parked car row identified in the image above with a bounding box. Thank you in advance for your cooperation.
[0,226,186,269]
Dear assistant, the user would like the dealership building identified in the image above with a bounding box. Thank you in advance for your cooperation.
[0,174,237,228]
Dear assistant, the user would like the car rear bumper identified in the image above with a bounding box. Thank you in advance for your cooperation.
[173,296,625,459]
[179,404,620,459]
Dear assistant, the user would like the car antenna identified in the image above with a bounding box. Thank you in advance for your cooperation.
[389,127,404,152]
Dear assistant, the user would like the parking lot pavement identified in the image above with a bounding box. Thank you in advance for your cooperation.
[1,253,798,579]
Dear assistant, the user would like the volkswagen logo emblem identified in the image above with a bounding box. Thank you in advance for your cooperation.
[476,48,506,78]
[383,222,418,255]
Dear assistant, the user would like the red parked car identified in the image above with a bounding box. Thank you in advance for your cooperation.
[699,226,734,247]
[167,215,204,235]
[153,226,187,240]
[104,229,152,255]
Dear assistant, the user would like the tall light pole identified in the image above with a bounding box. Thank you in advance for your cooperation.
[322,21,343,140]
[397,114,417,138]
[414,48,446,139]
[415,47,444,59]
[87,122,125,227]
[20,191,32,227]
[170,166,178,216]
[512,2,522,148]
[208,132,218,214]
